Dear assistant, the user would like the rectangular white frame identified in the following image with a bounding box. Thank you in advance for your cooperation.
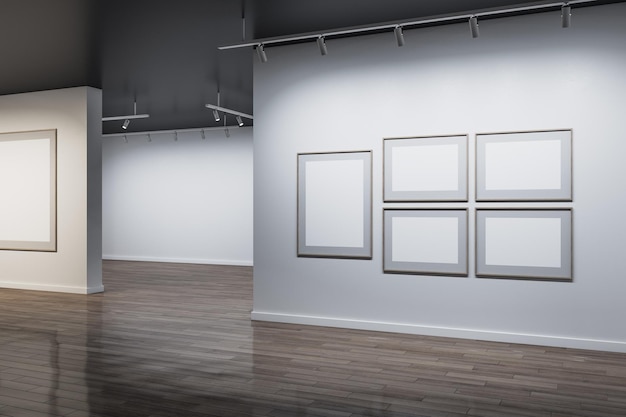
[476,129,572,201]
[0,129,57,252]
[384,135,468,202]
[384,209,468,276]
[476,209,572,281]
[298,151,372,259]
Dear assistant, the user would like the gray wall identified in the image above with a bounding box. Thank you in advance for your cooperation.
[252,3,626,352]
[102,127,253,266]
[0,87,103,294]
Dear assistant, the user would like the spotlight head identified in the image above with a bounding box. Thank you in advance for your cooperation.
[317,36,328,56]
[257,44,268,63]
[469,16,480,39]
[394,26,405,47]
[236,115,244,127]
[122,119,130,130]
[201,129,206,139]
[225,128,230,138]
[213,109,220,122]
[561,4,571,28]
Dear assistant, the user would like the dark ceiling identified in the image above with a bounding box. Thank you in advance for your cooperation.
[1,0,620,134]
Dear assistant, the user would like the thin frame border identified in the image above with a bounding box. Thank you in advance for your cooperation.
[475,208,573,281]
[0,129,57,252]
[383,134,468,202]
[383,208,468,276]
[475,129,573,202]
[297,150,373,259]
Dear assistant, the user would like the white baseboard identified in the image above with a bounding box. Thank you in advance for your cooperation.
[0,281,104,294]
[102,254,253,267]
[251,311,626,353]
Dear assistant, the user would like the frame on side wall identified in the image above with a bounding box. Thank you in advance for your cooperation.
[297,150,372,259]
[384,209,468,276]
[476,209,572,281]
[476,129,572,201]
[0,129,57,252]
[383,135,468,202]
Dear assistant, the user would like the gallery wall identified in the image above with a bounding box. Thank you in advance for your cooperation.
[252,3,626,352]
[102,127,253,266]
[0,87,103,294]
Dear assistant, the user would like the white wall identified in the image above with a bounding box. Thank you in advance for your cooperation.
[0,87,103,294]
[253,3,626,352]
[102,127,253,266]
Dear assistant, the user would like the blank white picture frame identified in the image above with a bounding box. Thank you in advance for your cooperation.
[0,129,57,252]
[384,135,468,202]
[298,151,372,259]
[384,209,468,276]
[476,209,572,281]
[476,130,572,201]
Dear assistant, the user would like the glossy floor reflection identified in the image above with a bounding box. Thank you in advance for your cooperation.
[1,261,626,416]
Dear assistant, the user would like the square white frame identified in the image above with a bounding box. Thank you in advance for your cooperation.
[476,209,572,281]
[298,151,372,259]
[476,129,572,201]
[0,129,57,252]
[384,209,468,276]
[384,135,468,202]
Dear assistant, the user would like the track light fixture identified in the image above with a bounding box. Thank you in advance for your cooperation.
[221,0,598,53]
[204,103,253,122]
[561,3,572,28]
[317,36,328,55]
[102,100,150,125]
[148,133,152,142]
[224,117,230,138]
[103,125,243,141]
[394,26,405,47]
[205,89,256,126]
[257,44,268,63]
[469,16,480,38]
[175,131,179,142]
[123,135,128,143]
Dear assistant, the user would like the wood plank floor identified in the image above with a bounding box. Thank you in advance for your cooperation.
[1,261,626,417]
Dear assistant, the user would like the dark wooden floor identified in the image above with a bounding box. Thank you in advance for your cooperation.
[1,261,626,416]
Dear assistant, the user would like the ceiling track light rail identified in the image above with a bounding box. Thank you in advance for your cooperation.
[102,125,242,140]
[102,114,150,122]
[102,100,150,131]
[203,104,253,121]
[220,0,595,54]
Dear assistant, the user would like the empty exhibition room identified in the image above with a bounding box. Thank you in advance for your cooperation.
[2,0,626,416]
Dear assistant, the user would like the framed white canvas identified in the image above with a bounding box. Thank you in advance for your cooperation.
[384,209,468,276]
[0,129,57,252]
[384,135,468,202]
[476,129,572,201]
[298,151,372,259]
[476,209,572,281]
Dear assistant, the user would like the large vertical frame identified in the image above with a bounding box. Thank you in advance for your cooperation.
[384,135,468,202]
[0,129,57,252]
[298,151,372,259]
[476,129,572,201]
[476,209,572,281]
